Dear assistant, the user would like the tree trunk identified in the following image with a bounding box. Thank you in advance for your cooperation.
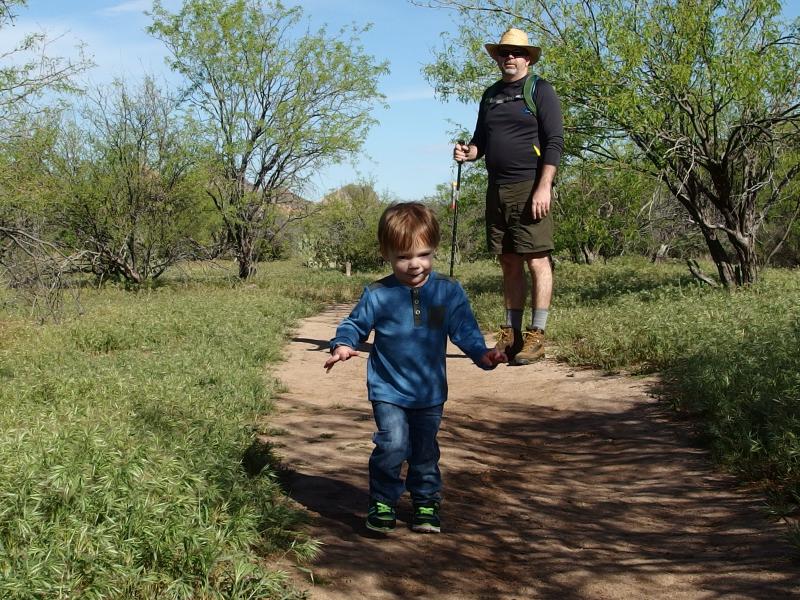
[728,233,759,285]
[236,226,256,279]
[651,244,669,263]
[581,243,596,265]
[699,228,737,288]
[677,194,738,288]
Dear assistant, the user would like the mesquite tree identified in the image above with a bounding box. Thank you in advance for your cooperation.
[149,0,388,278]
[421,0,800,286]
[51,78,201,284]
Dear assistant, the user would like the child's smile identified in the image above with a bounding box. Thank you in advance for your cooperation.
[384,244,434,288]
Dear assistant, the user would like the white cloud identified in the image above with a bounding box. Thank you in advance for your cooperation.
[0,17,174,89]
[97,1,151,16]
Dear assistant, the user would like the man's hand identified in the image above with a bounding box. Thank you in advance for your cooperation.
[480,348,507,367]
[453,142,476,163]
[324,345,359,372]
[531,185,551,220]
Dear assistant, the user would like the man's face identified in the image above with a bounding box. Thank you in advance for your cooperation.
[493,46,531,80]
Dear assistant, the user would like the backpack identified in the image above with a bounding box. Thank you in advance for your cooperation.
[482,74,541,156]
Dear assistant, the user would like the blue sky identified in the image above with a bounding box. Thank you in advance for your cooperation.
[5,1,799,202]
[3,0,478,202]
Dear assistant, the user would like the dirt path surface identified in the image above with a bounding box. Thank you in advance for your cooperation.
[265,305,799,599]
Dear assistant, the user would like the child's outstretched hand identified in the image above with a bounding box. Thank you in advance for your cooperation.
[480,347,507,367]
[324,345,359,372]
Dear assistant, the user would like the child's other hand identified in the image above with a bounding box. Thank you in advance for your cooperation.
[324,345,359,372]
[481,348,507,367]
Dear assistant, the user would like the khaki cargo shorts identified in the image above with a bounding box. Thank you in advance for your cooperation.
[485,179,555,255]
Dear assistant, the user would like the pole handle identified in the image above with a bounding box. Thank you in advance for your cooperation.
[455,139,466,165]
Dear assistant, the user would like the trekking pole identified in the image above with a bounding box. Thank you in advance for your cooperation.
[449,140,464,277]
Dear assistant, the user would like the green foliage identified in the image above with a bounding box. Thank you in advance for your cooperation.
[148,0,389,278]
[424,0,800,286]
[302,182,387,271]
[0,0,91,131]
[49,78,205,283]
[431,163,493,265]
[0,260,369,598]
[460,257,800,505]
[0,112,62,217]
[553,159,655,262]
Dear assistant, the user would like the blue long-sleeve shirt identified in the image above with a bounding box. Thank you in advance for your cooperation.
[330,272,492,408]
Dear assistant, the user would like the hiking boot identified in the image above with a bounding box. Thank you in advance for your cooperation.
[411,501,441,533]
[366,498,396,533]
[495,326,523,363]
[512,327,545,365]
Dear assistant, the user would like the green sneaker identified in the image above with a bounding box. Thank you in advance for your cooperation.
[366,498,396,533]
[411,501,441,533]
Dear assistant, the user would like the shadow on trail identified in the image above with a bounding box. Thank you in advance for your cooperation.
[279,393,800,599]
[291,336,468,360]
[292,336,373,353]
[282,472,371,535]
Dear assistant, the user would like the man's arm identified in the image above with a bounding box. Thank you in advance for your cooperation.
[532,80,564,220]
[531,163,557,220]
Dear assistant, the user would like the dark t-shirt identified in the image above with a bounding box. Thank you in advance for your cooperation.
[469,74,564,184]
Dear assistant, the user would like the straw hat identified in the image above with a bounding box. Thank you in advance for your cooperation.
[485,28,541,64]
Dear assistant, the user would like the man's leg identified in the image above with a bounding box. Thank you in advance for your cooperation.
[500,253,526,313]
[527,252,553,329]
[495,253,526,360]
[514,252,552,364]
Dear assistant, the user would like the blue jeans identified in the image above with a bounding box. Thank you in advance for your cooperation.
[369,401,443,505]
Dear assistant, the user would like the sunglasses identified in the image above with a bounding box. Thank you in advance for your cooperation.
[496,47,528,59]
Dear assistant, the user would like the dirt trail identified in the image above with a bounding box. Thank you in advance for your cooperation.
[265,305,799,599]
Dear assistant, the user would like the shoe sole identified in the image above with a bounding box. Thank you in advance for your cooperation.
[411,523,441,533]
[366,521,395,533]
[511,349,545,365]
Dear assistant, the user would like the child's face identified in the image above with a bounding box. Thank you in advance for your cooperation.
[384,242,435,288]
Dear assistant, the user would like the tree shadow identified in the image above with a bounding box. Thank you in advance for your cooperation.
[272,390,800,599]
[280,471,390,538]
[292,336,373,353]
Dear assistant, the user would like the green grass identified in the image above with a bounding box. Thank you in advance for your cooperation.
[0,260,368,599]
[460,257,800,507]
[4,256,800,592]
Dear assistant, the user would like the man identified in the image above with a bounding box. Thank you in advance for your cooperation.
[454,27,564,365]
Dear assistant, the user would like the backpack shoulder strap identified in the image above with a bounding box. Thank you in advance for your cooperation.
[522,74,539,117]
[481,80,505,105]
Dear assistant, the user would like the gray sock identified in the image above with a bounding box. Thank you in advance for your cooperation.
[532,309,549,332]
[506,309,524,330]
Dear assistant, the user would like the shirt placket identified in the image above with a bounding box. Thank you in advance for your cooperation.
[411,288,422,327]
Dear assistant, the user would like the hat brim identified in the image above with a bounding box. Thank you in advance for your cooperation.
[485,43,541,65]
